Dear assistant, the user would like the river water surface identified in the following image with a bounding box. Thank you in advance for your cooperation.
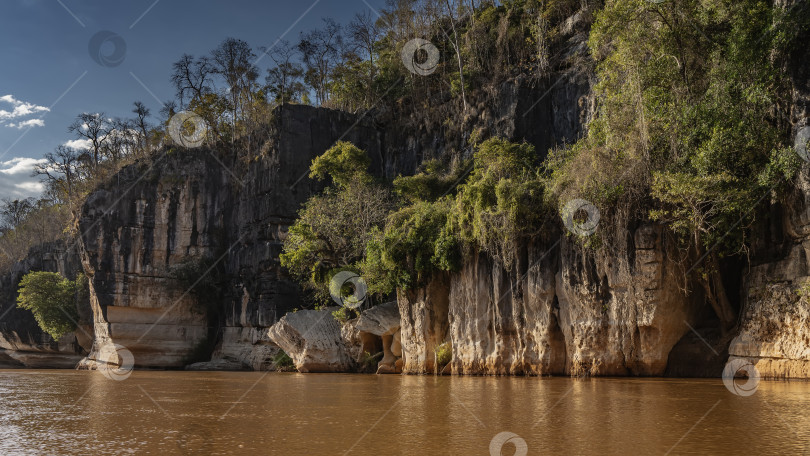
[0,370,808,455]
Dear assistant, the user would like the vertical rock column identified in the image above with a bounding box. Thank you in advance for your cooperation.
[397,273,451,374]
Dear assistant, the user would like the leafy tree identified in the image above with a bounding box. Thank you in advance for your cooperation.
[34,146,82,213]
[68,112,111,171]
[449,138,547,268]
[362,138,548,295]
[281,142,393,303]
[264,40,306,106]
[132,101,151,154]
[362,198,456,295]
[298,18,343,105]
[0,198,35,231]
[16,271,83,340]
[309,140,373,188]
[210,38,260,128]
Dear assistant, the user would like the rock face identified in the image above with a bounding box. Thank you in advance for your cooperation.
[78,105,382,369]
[268,308,354,373]
[398,225,703,376]
[78,154,226,368]
[398,274,451,374]
[557,225,702,376]
[354,301,401,373]
[269,303,402,374]
[729,173,810,378]
[448,246,564,376]
[69,3,597,372]
[724,15,810,379]
[0,241,91,368]
[9,2,800,378]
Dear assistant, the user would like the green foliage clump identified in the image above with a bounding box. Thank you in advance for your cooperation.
[545,0,808,331]
[271,350,296,371]
[434,342,452,367]
[361,138,549,295]
[362,199,457,295]
[281,141,393,304]
[362,350,384,372]
[796,279,810,299]
[331,306,356,323]
[284,137,552,305]
[449,138,548,268]
[392,158,471,204]
[16,271,83,340]
[309,141,372,188]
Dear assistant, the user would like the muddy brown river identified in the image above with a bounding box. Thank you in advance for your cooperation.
[0,370,807,455]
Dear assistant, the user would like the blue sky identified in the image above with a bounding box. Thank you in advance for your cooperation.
[0,0,388,198]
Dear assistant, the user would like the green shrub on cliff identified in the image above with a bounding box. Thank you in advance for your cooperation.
[308,141,373,189]
[448,138,549,268]
[284,137,552,302]
[16,271,83,340]
[545,0,807,332]
[362,199,458,295]
[361,138,550,294]
[434,342,452,368]
[281,141,394,304]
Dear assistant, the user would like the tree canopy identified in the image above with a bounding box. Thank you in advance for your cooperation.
[16,271,83,340]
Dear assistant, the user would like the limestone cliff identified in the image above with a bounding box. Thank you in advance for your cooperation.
[4,3,809,380]
[76,105,383,370]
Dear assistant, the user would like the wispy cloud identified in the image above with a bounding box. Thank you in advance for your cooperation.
[7,119,45,129]
[0,94,48,129]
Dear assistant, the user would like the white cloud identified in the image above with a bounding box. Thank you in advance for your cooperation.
[0,157,47,198]
[7,118,45,129]
[0,94,49,129]
[63,138,92,150]
[0,157,47,176]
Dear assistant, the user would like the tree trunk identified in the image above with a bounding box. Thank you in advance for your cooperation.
[698,252,737,334]
[443,0,468,112]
